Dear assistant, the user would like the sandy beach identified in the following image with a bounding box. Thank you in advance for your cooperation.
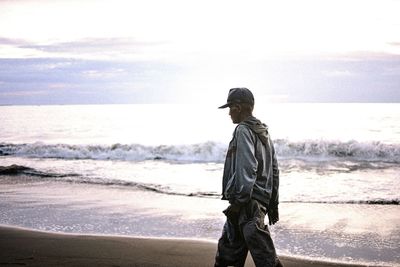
[0,225,378,267]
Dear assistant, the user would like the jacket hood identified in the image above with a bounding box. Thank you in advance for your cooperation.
[240,116,269,145]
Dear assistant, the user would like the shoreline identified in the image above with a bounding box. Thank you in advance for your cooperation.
[0,225,386,267]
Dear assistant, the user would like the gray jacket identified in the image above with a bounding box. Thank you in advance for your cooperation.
[222,116,279,209]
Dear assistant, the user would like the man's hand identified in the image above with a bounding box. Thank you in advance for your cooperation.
[223,204,241,222]
[268,207,279,225]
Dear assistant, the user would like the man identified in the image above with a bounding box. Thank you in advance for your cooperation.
[215,88,282,267]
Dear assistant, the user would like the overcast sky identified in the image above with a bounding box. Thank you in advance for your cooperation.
[0,0,399,105]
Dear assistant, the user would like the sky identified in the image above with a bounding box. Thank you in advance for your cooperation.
[0,0,399,105]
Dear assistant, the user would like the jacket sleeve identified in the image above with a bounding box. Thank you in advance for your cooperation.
[227,125,258,205]
[269,139,280,209]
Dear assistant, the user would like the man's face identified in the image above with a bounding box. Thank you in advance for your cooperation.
[229,104,241,124]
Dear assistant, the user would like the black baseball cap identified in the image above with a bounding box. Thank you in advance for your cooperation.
[218,87,254,109]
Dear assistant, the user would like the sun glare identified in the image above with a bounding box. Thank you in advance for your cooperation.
[0,0,399,60]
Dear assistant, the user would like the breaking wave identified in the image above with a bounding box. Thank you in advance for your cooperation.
[274,139,400,162]
[1,139,400,163]
[0,142,226,163]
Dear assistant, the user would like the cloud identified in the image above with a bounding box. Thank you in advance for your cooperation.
[334,51,400,62]
[21,37,165,52]
[0,37,30,46]
[0,37,169,60]
[323,70,355,77]
[1,52,400,105]
[0,90,48,97]
[81,68,127,79]
[0,57,183,104]
[388,42,400,47]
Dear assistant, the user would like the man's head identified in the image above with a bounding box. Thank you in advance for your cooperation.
[219,87,254,124]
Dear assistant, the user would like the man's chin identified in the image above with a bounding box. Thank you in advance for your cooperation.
[230,117,239,124]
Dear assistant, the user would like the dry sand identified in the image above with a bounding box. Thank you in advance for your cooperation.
[0,225,372,267]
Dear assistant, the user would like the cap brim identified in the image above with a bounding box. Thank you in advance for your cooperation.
[218,103,230,109]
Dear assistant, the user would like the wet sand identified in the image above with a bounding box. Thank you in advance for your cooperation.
[0,225,375,267]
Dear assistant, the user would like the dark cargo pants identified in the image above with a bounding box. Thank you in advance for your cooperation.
[215,199,280,267]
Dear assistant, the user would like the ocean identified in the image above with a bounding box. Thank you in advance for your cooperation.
[0,103,399,266]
